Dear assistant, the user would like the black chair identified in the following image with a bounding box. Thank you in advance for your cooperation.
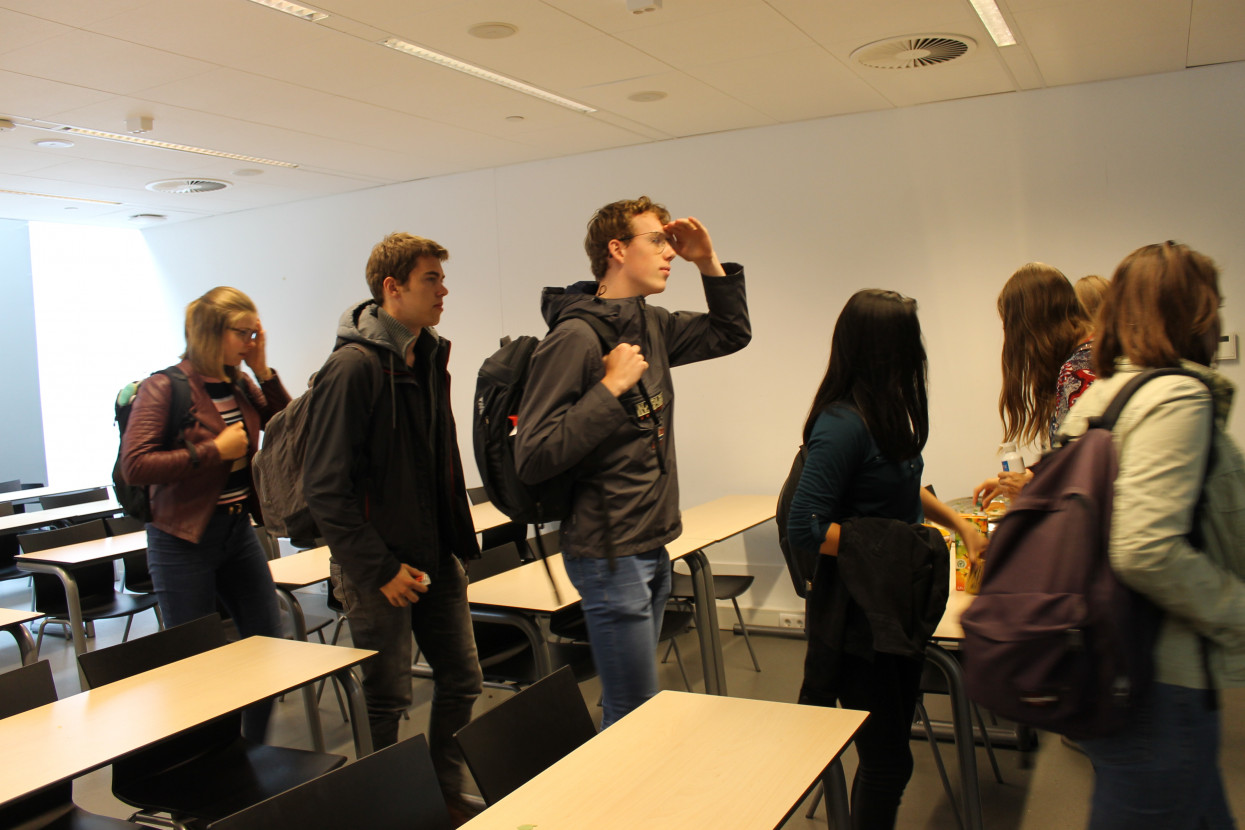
[205,734,451,830]
[0,502,27,587]
[466,541,526,582]
[453,665,597,805]
[18,519,160,657]
[38,486,111,510]
[104,515,155,595]
[669,568,762,672]
[77,614,347,829]
[0,479,21,493]
[0,660,138,830]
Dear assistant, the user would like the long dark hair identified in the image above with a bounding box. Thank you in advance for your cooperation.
[802,289,929,461]
[996,263,1089,446]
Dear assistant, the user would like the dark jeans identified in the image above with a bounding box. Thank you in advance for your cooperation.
[146,511,282,741]
[330,555,482,800]
[1081,681,1236,829]
[800,637,924,830]
[563,548,671,728]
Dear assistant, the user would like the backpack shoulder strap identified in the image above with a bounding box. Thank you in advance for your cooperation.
[151,365,197,466]
[1092,367,1208,432]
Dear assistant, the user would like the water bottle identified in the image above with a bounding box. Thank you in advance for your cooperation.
[998,441,1025,473]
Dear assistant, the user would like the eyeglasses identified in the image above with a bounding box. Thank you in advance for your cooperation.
[228,327,259,343]
[617,230,670,253]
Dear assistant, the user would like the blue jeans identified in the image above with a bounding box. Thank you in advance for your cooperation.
[564,548,671,728]
[330,555,481,800]
[146,511,282,741]
[1081,682,1236,830]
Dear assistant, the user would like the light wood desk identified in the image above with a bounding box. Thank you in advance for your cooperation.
[0,499,123,535]
[0,607,43,666]
[0,484,106,507]
[15,531,148,688]
[462,690,867,830]
[0,636,376,808]
[469,500,510,534]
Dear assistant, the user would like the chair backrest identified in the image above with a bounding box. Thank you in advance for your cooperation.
[466,485,488,506]
[453,665,597,805]
[105,515,146,536]
[78,614,239,776]
[0,661,77,825]
[0,502,12,517]
[39,486,110,510]
[528,529,560,561]
[467,541,526,583]
[0,479,21,493]
[18,519,114,612]
[205,734,451,830]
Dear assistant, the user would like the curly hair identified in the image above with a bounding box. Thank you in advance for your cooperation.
[583,196,671,280]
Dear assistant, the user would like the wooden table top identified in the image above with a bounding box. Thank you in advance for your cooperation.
[678,494,776,543]
[469,500,510,534]
[462,690,867,830]
[268,545,331,589]
[0,636,375,806]
[0,500,123,535]
[0,485,107,506]
[0,607,43,628]
[14,530,146,568]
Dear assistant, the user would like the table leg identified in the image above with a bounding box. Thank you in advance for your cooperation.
[335,665,374,758]
[21,563,89,689]
[684,549,727,696]
[3,623,37,665]
[470,607,552,677]
[925,643,983,830]
[276,587,327,753]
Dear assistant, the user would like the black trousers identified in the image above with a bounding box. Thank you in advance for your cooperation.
[800,639,924,830]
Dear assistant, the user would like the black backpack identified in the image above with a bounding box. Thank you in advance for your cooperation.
[472,312,616,528]
[112,366,195,522]
[776,445,816,598]
[960,368,1209,739]
[253,343,381,544]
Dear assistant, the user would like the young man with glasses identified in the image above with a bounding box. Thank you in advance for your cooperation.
[515,196,751,726]
[303,233,482,825]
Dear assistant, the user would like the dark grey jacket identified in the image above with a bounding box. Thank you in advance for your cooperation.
[514,266,750,559]
[304,301,479,592]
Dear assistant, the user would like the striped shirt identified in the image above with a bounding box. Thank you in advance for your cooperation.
[204,380,250,505]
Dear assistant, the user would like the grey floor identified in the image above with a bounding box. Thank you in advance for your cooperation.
[4,574,1245,829]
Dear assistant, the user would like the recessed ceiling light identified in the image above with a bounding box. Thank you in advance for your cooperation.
[505,115,526,122]
[33,139,75,148]
[468,22,518,40]
[245,0,327,22]
[381,38,595,114]
[628,91,667,103]
[967,0,1016,47]
[231,168,264,177]
[129,213,167,223]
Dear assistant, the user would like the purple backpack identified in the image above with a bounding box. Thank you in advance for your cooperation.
[961,368,1206,739]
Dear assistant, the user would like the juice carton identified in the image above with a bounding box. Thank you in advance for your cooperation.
[957,513,988,594]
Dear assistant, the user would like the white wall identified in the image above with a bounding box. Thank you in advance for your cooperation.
[134,62,1245,621]
[0,219,47,487]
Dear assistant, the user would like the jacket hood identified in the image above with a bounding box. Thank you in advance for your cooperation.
[336,299,441,358]
[539,281,631,330]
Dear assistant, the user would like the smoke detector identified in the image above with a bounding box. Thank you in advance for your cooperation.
[145,178,231,194]
[851,35,976,70]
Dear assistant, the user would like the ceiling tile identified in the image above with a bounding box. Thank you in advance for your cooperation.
[1189,0,1245,66]
[617,5,816,69]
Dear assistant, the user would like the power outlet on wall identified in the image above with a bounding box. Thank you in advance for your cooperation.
[779,613,805,629]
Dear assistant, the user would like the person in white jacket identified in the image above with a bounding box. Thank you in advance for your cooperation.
[1059,241,1245,830]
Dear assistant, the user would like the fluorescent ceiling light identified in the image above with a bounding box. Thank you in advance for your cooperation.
[245,0,327,22]
[967,0,1017,47]
[57,127,299,168]
[0,188,121,205]
[381,38,596,114]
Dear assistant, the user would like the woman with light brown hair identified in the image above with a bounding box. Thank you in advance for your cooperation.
[121,286,291,740]
[1075,274,1110,321]
[973,263,1094,506]
[1059,241,1245,828]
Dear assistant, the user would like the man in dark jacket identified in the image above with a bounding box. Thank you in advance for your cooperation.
[514,197,751,726]
[303,232,481,823]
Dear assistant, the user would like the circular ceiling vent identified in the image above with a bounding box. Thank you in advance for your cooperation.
[145,178,231,194]
[851,35,976,70]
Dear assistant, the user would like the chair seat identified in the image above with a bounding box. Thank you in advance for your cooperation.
[17,804,138,829]
[115,739,346,823]
[41,591,160,622]
[669,572,754,601]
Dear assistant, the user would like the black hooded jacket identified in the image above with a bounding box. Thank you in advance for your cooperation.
[304,300,479,592]
[514,266,750,559]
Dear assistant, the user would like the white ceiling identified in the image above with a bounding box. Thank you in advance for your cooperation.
[1,0,1241,228]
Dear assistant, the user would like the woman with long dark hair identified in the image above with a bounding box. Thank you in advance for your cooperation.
[121,286,290,740]
[1059,242,1245,829]
[789,289,985,829]
[975,263,1094,506]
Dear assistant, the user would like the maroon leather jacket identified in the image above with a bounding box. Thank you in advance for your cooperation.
[120,358,291,543]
